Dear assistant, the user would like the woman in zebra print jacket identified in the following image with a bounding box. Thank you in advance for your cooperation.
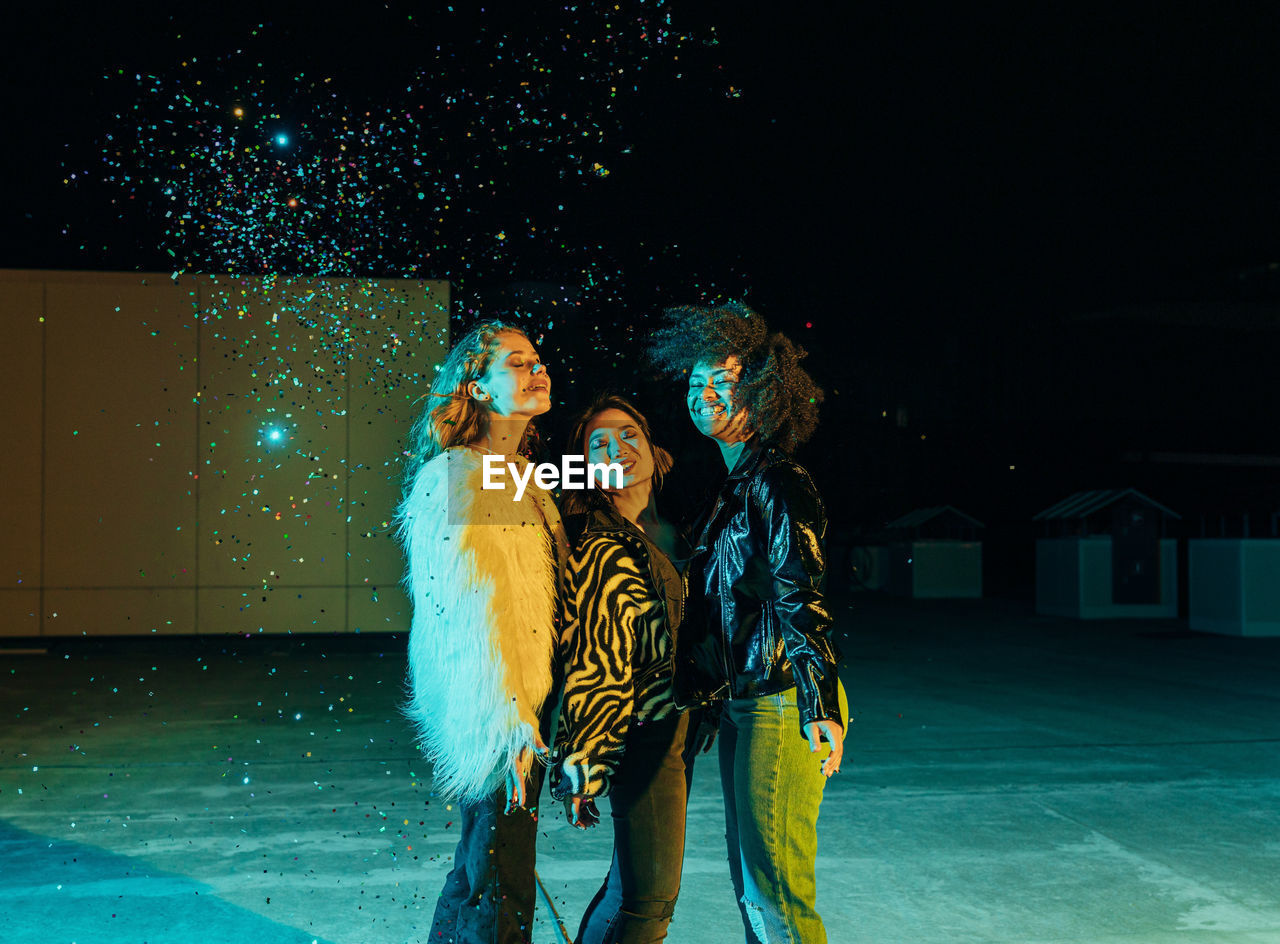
[552,394,689,944]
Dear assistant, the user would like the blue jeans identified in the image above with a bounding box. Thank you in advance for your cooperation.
[719,682,848,944]
[430,769,547,944]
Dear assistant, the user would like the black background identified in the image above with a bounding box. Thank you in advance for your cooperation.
[4,3,1280,594]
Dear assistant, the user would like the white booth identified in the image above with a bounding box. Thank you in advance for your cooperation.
[883,506,984,599]
[1188,539,1280,637]
[1034,489,1179,620]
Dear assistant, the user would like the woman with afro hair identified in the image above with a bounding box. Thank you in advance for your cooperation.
[649,301,847,944]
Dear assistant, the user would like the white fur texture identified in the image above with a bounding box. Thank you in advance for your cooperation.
[396,447,565,803]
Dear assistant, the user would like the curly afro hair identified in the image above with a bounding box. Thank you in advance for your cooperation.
[648,301,823,454]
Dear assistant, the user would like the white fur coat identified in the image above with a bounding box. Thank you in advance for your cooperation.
[396,447,566,804]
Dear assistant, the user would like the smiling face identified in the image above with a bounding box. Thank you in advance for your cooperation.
[687,355,748,442]
[584,407,655,489]
[471,330,551,418]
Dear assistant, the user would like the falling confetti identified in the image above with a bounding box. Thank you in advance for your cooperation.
[74,4,732,305]
[59,3,750,596]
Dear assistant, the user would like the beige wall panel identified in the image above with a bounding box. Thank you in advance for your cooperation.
[1,269,449,636]
[0,276,45,595]
[198,586,345,635]
[346,280,450,589]
[346,583,411,635]
[195,277,348,590]
[43,275,198,589]
[43,588,196,636]
[0,590,41,637]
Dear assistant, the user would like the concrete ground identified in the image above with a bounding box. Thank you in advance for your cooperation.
[2,592,1279,944]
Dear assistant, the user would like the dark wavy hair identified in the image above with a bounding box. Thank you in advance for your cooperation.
[647,301,822,453]
[561,393,674,517]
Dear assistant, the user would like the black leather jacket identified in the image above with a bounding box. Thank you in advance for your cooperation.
[676,442,843,735]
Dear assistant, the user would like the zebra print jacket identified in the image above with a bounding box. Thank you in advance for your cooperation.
[551,500,684,800]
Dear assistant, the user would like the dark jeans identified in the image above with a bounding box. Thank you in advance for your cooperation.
[430,763,547,944]
[575,711,690,944]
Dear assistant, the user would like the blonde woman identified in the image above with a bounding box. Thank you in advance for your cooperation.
[396,320,567,944]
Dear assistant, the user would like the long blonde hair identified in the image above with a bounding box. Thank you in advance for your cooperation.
[401,320,532,482]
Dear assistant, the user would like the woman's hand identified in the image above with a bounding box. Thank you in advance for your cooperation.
[804,719,844,778]
[564,795,600,829]
[690,714,719,755]
[505,734,549,812]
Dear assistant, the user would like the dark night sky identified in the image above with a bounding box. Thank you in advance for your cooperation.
[4,3,1280,580]
[9,5,1280,309]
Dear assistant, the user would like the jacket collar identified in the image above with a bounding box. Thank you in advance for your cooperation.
[725,437,772,483]
[576,496,644,541]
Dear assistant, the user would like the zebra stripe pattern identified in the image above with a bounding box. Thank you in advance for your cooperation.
[554,530,676,799]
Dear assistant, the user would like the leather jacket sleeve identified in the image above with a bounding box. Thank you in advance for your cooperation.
[756,462,843,735]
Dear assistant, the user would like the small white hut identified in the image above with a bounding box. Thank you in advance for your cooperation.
[1034,489,1179,619]
[884,506,984,599]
